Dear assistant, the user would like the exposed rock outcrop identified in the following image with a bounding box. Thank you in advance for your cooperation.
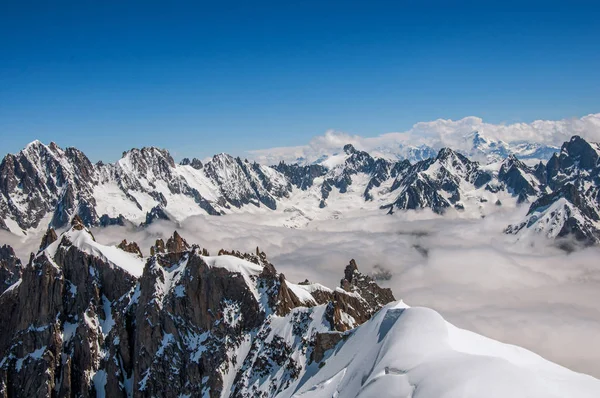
[0,245,22,295]
[38,228,58,252]
[117,239,143,258]
[506,136,600,244]
[0,228,396,397]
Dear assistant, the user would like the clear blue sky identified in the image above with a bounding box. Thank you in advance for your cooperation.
[1,1,599,162]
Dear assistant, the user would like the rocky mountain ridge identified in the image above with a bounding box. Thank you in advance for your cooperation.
[505,136,600,243]
[0,136,599,245]
[0,219,395,397]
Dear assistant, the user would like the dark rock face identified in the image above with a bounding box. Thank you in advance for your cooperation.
[385,175,451,214]
[341,259,395,309]
[547,136,599,183]
[498,155,542,198]
[0,245,22,295]
[99,213,127,227]
[0,224,137,397]
[364,158,394,200]
[343,144,356,154]
[117,239,143,258]
[273,162,328,191]
[150,238,166,256]
[0,253,64,397]
[506,136,600,243]
[311,332,344,363]
[533,162,547,185]
[132,252,264,396]
[0,228,396,397]
[217,246,271,267]
[190,158,204,170]
[143,205,170,226]
[180,157,203,169]
[165,231,190,254]
[74,199,99,227]
[332,259,396,330]
[39,228,58,252]
[203,154,292,211]
[0,142,97,230]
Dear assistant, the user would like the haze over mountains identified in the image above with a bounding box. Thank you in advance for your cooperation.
[248,113,600,165]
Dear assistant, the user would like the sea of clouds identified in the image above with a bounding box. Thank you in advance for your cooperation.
[93,209,600,378]
[2,207,600,378]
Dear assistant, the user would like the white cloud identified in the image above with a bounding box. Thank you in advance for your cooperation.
[6,204,599,378]
[82,208,600,378]
[247,113,600,164]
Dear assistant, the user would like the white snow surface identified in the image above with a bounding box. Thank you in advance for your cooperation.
[281,303,600,398]
[55,228,145,277]
[285,281,318,305]
[517,198,589,239]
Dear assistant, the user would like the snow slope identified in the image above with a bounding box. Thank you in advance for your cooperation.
[282,303,600,398]
[45,227,146,277]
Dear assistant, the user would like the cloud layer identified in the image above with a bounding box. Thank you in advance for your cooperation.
[81,209,600,378]
[248,113,600,164]
[5,206,599,377]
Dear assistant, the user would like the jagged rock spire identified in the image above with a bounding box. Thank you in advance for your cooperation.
[38,228,58,252]
[166,231,190,254]
[117,239,143,258]
[70,214,85,230]
[150,238,165,256]
[0,245,22,295]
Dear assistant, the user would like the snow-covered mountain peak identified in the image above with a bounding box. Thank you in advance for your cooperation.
[117,146,176,177]
[499,154,529,172]
[557,135,600,170]
[436,147,464,161]
[467,130,488,146]
[431,147,479,179]
[0,135,598,246]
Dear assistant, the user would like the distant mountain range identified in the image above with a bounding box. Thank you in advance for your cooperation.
[1,134,599,245]
[290,130,559,165]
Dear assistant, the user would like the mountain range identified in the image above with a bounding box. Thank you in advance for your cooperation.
[1,135,600,245]
[321,130,558,165]
[1,135,600,396]
[248,128,561,166]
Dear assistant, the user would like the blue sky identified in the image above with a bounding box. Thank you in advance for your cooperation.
[1,1,599,162]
